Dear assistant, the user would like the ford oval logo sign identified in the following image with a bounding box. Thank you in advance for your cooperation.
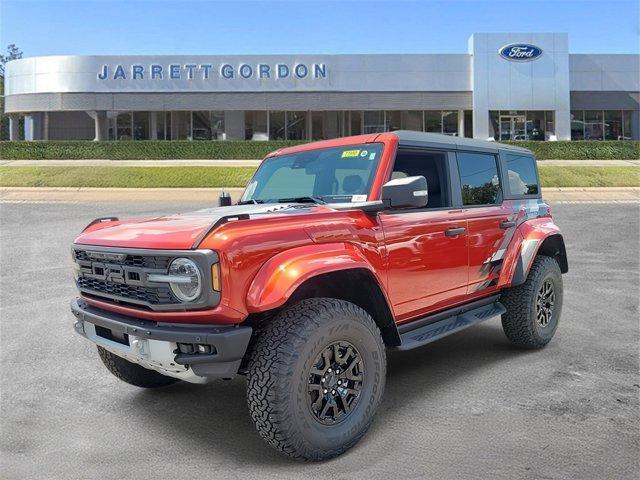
[499,44,543,61]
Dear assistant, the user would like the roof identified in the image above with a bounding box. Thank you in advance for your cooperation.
[391,130,532,154]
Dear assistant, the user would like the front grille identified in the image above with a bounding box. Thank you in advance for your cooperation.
[73,249,172,270]
[77,277,176,305]
[73,248,178,306]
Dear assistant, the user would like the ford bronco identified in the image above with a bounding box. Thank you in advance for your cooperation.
[71,131,567,460]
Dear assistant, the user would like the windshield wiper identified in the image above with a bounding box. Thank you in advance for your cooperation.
[237,199,266,205]
[277,196,326,205]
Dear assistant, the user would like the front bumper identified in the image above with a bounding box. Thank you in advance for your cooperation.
[71,298,252,383]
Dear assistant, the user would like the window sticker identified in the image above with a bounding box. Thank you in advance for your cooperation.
[359,150,369,157]
[341,149,361,158]
[351,194,368,202]
[369,152,376,160]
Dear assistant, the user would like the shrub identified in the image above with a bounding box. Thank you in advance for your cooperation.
[0,140,304,160]
[0,139,638,160]
[501,140,640,160]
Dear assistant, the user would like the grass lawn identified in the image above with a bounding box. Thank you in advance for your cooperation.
[538,166,640,188]
[0,166,256,188]
[0,165,638,188]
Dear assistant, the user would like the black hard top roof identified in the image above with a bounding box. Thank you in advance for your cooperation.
[390,130,533,155]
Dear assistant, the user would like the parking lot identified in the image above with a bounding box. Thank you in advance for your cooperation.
[1,199,638,479]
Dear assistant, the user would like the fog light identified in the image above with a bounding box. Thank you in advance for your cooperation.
[197,344,212,354]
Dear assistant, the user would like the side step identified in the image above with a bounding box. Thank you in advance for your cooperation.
[395,300,506,351]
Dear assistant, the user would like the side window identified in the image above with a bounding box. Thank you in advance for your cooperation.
[504,153,539,196]
[456,152,501,206]
[391,150,449,208]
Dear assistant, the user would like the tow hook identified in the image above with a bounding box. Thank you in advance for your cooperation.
[130,337,149,357]
[73,319,85,334]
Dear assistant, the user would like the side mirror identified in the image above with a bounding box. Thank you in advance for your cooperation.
[219,191,232,207]
[381,176,428,209]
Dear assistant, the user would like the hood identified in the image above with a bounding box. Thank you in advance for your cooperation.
[75,203,315,250]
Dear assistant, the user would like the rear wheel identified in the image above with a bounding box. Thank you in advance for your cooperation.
[97,346,179,388]
[246,298,386,461]
[500,255,563,348]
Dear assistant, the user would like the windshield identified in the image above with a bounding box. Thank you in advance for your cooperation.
[240,143,383,204]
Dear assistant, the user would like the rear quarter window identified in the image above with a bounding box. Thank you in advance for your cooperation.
[504,153,539,197]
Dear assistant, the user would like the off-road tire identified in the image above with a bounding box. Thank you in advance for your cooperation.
[97,346,179,388]
[501,255,563,348]
[246,298,387,461]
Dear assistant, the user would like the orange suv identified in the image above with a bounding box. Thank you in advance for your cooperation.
[71,131,568,460]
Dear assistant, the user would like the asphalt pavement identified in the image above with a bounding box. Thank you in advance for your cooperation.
[0,200,638,479]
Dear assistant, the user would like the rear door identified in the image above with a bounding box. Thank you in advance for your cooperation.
[455,151,512,294]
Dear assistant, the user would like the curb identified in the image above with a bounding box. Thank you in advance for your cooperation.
[1,187,638,203]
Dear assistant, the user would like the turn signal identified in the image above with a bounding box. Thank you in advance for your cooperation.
[211,263,221,291]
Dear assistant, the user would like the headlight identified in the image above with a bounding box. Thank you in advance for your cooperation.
[167,258,202,302]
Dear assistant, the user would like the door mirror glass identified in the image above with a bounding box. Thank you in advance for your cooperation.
[381,175,428,209]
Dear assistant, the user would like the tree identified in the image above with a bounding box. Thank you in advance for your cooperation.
[1,44,23,140]
[0,44,23,77]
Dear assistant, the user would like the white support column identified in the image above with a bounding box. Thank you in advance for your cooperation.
[86,111,108,141]
[555,110,571,141]
[457,109,465,137]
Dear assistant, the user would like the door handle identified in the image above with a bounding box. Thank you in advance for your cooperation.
[445,227,466,237]
[500,220,516,229]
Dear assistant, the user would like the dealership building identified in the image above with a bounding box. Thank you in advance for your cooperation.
[4,33,639,142]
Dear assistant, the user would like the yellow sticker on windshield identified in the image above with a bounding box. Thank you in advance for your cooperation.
[341,149,361,158]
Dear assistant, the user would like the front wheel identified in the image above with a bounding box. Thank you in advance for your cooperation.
[246,298,387,461]
[500,255,563,348]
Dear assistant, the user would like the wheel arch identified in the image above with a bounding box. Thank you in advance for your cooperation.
[245,243,400,347]
[511,232,568,287]
[286,268,401,347]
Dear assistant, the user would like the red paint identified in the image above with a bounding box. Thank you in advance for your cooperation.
[73,133,565,329]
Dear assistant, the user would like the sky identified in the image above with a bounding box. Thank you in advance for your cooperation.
[1,0,639,57]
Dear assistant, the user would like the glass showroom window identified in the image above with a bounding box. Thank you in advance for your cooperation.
[211,111,225,140]
[171,111,191,140]
[269,111,286,140]
[385,111,423,132]
[133,112,149,140]
[442,111,458,135]
[116,112,132,140]
[622,111,633,140]
[604,111,623,140]
[156,112,172,140]
[245,111,268,140]
[267,111,307,140]
[191,111,225,140]
[311,111,344,140]
[363,111,385,134]
[571,110,633,140]
[349,111,362,136]
[192,111,212,140]
[425,111,442,133]
[526,111,545,141]
[287,111,307,140]
[584,110,604,140]
[571,111,585,140]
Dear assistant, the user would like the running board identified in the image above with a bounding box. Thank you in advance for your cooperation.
[395,301,506,351]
